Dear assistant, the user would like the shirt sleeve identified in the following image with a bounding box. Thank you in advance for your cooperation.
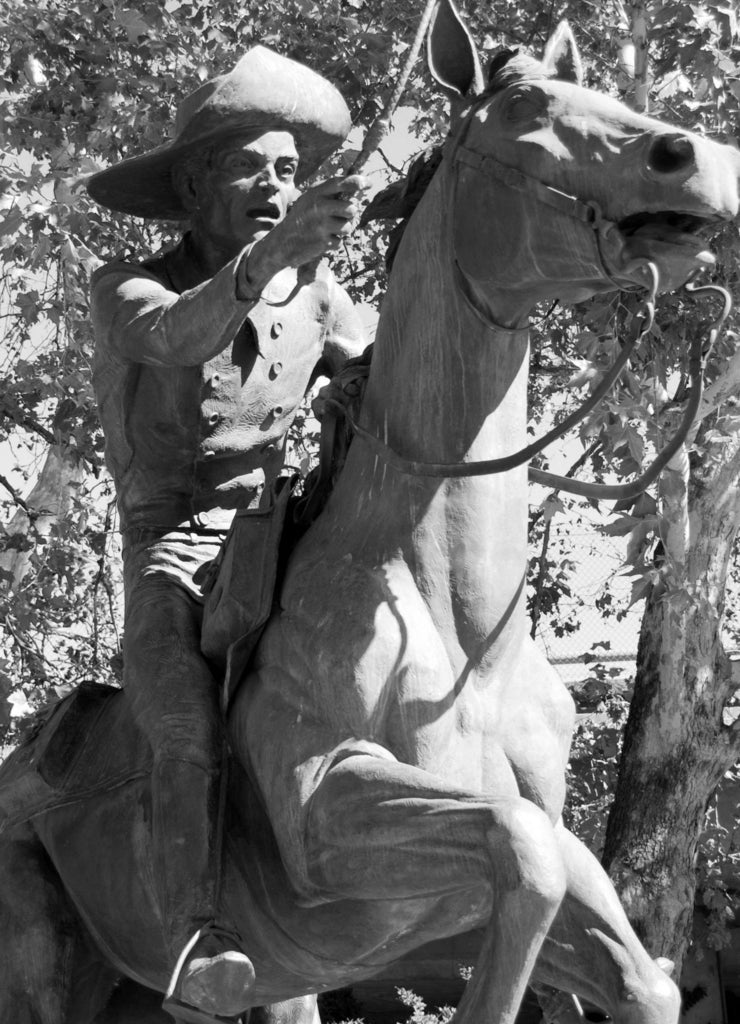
[91,248,259,367]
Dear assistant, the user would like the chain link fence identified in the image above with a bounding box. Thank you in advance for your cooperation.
[533,529,648,686]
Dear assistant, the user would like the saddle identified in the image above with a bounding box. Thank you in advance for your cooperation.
[0,683,151,831]
[200,346,373,707]
[0,354,376,822]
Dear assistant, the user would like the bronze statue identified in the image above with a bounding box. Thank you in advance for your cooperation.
[1,4,740,1023]
[88,45,366,1023]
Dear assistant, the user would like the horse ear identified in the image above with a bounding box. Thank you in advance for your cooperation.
[427,0,484,105]
[542,21,583,84]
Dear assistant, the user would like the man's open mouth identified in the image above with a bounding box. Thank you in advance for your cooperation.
[247,202,282,223]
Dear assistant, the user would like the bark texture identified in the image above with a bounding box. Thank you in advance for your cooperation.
[603,442,740,972]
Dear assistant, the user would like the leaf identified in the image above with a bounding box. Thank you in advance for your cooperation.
[8,690,34,718]
[601,515,641,537]
[113,8,151,43]
[628,574,653,607]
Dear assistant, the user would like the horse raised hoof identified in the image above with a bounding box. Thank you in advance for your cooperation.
[163,924,256,1024]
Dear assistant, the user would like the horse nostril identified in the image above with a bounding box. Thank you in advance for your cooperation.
[647,134,696,176]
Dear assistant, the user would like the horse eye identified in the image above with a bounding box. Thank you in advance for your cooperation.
[504,91,543,122]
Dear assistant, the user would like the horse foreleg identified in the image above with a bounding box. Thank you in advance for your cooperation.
[532,823,680,1024]
[0,823,118,1024]
[302,752,566,1024]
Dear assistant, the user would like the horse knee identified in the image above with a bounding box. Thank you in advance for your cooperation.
[494,801,566,908]
[616,962,680,1024]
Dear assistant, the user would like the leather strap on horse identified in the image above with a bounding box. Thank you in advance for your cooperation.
[323,274,732,502]
[455,146,599,227]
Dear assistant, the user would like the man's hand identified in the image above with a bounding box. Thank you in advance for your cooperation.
[244,175,367,292]
[311,344,373,422]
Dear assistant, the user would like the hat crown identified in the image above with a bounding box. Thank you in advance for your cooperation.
[174,77,221,137]
[173,46,350,149]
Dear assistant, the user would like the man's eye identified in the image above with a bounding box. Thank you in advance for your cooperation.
[225,155,254,172]
[277,162,297,179]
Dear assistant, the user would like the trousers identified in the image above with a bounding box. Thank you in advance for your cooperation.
[123,563,226,956]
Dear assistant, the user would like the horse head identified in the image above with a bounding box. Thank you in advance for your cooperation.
[428,0,740,317]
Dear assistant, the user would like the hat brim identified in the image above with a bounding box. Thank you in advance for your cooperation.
[87,121,341,221]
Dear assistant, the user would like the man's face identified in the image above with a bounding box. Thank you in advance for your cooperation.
[192,130,299,253]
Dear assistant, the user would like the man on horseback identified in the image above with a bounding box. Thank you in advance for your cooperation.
[86,47,366,1024]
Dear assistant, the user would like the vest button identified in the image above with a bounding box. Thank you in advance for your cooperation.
[271,321,283,338]
[269,361,283,379]
[272,405,284,417]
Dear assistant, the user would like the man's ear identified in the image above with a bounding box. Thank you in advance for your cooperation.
[171,161,200,214]
[542,21,583,84]
[427,0,483,110]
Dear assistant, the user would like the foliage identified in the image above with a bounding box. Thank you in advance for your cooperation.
[564,664,632,853]
[1,0,740,970]
[0,0,616,741]
[395,986,455,1024]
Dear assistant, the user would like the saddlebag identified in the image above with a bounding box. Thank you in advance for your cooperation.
[200,475,296,700]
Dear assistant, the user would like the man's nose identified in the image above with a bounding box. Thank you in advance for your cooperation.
[257,167,280,193]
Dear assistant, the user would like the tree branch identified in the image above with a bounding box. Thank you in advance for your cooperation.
[697,344,740,422]
[0,474,31,515]
[0,406,56,445]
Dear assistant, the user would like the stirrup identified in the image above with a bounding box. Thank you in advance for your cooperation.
[162,922,254,1024]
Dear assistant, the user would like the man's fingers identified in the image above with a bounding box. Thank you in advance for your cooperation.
[321,197,361,220]
[308,174,369,199]
[339,174,369,196]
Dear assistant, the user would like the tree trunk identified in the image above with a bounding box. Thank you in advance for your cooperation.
[0,400,85,590]
[602,450,740,972]
[629,2,649,112]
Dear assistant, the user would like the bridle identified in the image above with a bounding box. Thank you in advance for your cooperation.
[326,91,733,503]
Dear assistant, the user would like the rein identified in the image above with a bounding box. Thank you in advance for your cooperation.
[327,265,658,479]
[323,98,733,502]
[325,272,732,501]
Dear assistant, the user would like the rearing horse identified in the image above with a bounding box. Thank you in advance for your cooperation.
[2,5,739,1023]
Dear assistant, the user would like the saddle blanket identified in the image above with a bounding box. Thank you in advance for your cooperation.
[0,683,151,832]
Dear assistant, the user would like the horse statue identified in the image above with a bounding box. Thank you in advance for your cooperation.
[2,3,739,1022]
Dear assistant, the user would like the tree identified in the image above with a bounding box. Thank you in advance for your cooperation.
[522,1,740,979]
[1,0,739,993]
[590,4,740,975]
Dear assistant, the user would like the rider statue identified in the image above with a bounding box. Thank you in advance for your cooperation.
[86,47,366,1024]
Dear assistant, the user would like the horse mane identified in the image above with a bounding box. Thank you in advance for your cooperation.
[485,48,550,94]
[361,48,551,270]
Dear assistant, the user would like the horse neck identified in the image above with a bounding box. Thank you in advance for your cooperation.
[333,167,540,661]
[361,168,532,466]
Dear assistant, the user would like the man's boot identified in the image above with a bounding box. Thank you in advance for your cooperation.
[153,757,255,1023]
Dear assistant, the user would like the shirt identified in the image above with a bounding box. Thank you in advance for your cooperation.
[91,234,365,535]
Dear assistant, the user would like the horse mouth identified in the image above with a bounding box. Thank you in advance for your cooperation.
[618,211,718,250]
[616,211,720,284]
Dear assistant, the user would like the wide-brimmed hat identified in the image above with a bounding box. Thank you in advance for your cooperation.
[87,46,351,220]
